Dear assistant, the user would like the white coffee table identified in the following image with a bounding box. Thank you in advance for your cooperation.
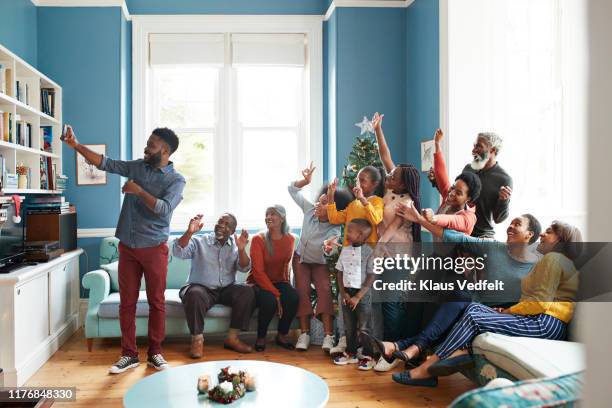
[124,360,329,407]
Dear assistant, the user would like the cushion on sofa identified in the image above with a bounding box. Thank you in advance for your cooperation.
[450,371,583,408]
[97,289,234,319]
[471,332,585,380]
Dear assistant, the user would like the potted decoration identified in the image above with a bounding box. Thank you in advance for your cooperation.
[16,163,28,189]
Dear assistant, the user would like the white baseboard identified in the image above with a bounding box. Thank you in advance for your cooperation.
[2,314,80,387]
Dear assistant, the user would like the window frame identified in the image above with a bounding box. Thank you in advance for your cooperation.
[439,0,587,234]
[133,15,323,230]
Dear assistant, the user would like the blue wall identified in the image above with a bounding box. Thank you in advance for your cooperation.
[329,7,408,177]
[37,7,130,295]
[126,0,326,15]
[0,0,38,67]
[406,0,440,214]
[37,7,126,229]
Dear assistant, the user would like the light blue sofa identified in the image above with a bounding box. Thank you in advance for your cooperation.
[82,236,299,351]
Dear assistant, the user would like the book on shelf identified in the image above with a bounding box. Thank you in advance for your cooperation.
[0,109,4,141]
[4,68,12,96]
[40,88,55,117]
[2,111,11,142]
[40,126,53,152]
[4,173,18,189]
[0,154,5,190]
[15,80,27,103]
[55,174,67,192]
[39,156,55,190]
[0,64,5,94]
[16,118,33,148]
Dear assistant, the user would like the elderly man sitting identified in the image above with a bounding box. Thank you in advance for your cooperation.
[173,213,255,357]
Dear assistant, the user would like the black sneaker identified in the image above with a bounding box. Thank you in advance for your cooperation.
[109,355,140,374]
[147,354,169,371]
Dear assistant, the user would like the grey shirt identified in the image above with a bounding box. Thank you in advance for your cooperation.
[99,156,186,248]
[462,162,512,238]
[173,233,251,289]
[335,244,374,289]
[288,183,341,264]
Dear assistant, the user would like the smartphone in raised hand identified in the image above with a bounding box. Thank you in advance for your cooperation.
[60,124,68,141]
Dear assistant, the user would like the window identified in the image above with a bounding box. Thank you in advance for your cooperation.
[442,0,587,234]
[135,18,323,231]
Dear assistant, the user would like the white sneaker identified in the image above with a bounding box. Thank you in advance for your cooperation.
[358,356,375,371]
[332,352,359,365]
[373,356,401,372]
[295,333,311,351]
[321,335,334,353]
[329,336,347,357]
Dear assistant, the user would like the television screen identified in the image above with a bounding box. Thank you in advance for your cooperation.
[0,203,25,269]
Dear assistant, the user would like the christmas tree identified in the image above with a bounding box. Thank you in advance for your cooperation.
[319,116,384,316]
[340,116,384,189]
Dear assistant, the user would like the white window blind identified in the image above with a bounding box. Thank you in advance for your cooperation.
[149,33,225,66]
[231,34,306,67]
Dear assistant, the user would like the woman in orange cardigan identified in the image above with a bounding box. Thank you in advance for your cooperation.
[247,205,298,352]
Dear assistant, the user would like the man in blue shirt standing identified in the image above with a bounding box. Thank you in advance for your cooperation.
[62,126,186,374]
[173,213,255,358]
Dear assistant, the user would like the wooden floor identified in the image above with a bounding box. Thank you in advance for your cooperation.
[26,329,475,407]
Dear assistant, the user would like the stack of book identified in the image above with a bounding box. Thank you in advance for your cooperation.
[55,174,68,192]
[26,196,74,215]
[41,88,55,117]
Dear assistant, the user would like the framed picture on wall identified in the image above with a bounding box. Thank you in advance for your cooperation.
[76,144,107,185]
[420,140,435,172]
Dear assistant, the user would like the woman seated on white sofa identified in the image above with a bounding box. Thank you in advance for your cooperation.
[391,216,582,387]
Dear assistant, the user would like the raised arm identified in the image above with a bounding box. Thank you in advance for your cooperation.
[63,125,137,177]
[288,162,316,212]
[174,214,204,259]
[433,129,451,198]
[326,178,347,225]
[396,203,445,238]
[371,112,395,173]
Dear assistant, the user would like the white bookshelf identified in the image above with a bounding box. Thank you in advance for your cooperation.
[0,42,63,194]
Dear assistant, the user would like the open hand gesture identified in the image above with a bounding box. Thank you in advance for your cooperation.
[187,214,204,234]
[371,112,384,132]
[301,162,316,185]
[234,229,249,251]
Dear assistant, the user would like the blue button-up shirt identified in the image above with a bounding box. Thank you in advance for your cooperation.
[172,233,251,289]
[99,156,186,248]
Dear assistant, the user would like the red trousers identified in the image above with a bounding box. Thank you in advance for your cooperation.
[118,242,168,357]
